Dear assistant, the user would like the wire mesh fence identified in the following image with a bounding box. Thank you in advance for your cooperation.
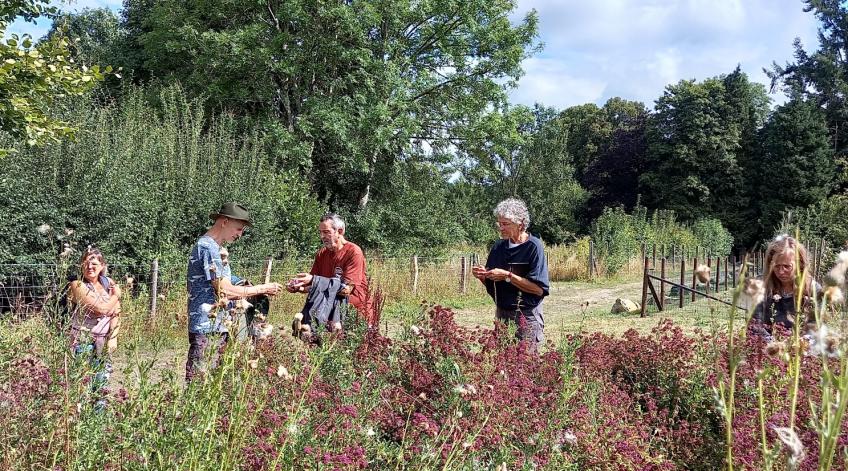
[0,254,492,322]
[0,237,835,327]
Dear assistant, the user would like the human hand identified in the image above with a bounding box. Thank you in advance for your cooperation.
[286,273,313,293]
[107,337,118,354]
[472,265,488,281]
[486,268,511,281]
[263,282,283,296]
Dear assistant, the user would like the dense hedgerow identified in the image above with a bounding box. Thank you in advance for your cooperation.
[0,86,322,270]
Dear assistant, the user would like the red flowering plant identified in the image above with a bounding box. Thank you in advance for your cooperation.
[571,320,725,469]
[3,271,848,470]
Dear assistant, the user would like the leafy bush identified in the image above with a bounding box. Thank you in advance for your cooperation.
[0,86,323,269]
[792,194,848,254]
[591,205,733,274]
[691,218,733,255]
[590,206,639,274]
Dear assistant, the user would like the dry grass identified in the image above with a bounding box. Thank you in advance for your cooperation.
[452,278,747,344]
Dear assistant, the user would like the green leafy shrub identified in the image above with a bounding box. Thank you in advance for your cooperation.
[691,218,733,255]
[793,194,848,254]
[591,205,733,275]
[0,85,322,268]
[590,206,639,274]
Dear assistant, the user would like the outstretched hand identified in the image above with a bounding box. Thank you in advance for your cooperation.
[262,282,284,296]
[286,273,313,293]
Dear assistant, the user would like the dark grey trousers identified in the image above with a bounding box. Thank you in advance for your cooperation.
[495,304,544,352]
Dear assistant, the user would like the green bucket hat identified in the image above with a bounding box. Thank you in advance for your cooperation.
[209,202,253,227]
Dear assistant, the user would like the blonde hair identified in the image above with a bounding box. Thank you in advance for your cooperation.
[763,235,813,304]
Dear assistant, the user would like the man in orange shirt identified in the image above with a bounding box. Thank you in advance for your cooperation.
[287,213,371,327]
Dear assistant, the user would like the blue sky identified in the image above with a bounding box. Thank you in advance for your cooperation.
[10,0,821,110]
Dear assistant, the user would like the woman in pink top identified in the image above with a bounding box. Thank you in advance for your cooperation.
[68,247,122,356]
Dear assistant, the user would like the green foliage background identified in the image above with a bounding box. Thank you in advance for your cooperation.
[0,86,322,269]
[14,0,848,266]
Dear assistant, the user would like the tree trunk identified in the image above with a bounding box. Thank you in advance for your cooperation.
[357,148,379,209]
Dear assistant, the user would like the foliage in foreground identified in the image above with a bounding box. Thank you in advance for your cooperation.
[2,304,846,469]
[1,0,113,155]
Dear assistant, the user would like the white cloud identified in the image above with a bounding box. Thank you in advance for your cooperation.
[510,57,607,108]
[511,0,821,109]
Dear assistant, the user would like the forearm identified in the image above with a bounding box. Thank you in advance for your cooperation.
[510,274,544,297]
[85,296,121,317]
[109,317,121,339]
[220,283,265,298]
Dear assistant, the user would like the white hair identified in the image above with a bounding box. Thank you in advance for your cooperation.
[494,198,530,229]
[320,213,346,231]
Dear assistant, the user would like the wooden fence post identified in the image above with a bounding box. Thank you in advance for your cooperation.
[660,257,666,308]
[149,258,159,318]
[460,256,467,294]
[760,250,765,275]
[411,255,419,294]
[588,239,595,280]
[263,257,273,284]
[714,256,720,292]
[679,258,685,308]
[691,256,698,302]
[640,257,649,318]
[731,255,737,287]
[723,256,728,291]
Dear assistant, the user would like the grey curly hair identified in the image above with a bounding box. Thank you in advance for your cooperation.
[494,198,530,230]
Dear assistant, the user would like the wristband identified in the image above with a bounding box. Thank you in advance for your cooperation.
[505,272,512,283]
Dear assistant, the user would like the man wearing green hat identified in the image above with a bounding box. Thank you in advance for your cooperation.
[185,202,283,382]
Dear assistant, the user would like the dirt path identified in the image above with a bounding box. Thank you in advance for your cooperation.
[452,278,730,340]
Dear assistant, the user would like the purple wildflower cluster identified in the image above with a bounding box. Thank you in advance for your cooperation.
[1,307,847,469]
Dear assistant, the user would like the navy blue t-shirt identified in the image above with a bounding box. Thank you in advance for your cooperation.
[484,235,550,310]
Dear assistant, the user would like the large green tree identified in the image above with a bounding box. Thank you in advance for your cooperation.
[44,8,122,67]
[640,69,769,243]
[556,103,611,181]
[768,1,848,168]
[120,0,539,213]
[457,104,586,242]
[582,98,648,219]
[753,98,835,234]
[0,0,111,155]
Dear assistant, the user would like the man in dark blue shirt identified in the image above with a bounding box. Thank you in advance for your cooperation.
[473,198,550,352]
